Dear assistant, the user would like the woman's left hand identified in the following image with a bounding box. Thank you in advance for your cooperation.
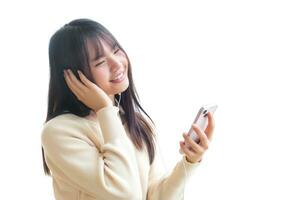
[179,112,215,163]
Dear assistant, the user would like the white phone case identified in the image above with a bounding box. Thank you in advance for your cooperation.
[185,104,217,148]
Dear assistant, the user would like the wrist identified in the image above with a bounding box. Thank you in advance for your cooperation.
[186,156,202,164]
[95,103,113,112]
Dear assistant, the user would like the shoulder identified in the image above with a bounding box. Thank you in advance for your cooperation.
[41,113,90,144]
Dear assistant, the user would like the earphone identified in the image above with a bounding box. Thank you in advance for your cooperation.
[114,92,122,108]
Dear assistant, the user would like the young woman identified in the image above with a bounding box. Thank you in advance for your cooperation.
[41,18,215,200]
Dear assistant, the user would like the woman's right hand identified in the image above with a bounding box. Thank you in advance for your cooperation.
[64,69,113,112]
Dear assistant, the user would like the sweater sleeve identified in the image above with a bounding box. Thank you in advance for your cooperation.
[146,140,200,200]
[41,106,142,200]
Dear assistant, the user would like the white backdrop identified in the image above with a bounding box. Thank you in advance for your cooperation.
[0,0,299,199]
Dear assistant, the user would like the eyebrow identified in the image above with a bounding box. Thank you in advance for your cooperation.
[91,43,118,63]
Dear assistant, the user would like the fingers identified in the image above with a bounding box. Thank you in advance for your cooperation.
[77,70,96,89]
[192,124,209,150]
[205,112,215,140]
[64,70,81,97]
[182,132,205,154]
[64,69,86,99]
[179,140,195,159]
[180,112,215,163]
[66,70,87,91]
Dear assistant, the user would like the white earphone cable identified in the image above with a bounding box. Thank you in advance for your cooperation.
[115,93,122,108]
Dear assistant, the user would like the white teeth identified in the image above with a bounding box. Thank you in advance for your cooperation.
[113,72,123,81]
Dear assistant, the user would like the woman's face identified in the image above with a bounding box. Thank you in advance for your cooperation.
[86,38,129,99]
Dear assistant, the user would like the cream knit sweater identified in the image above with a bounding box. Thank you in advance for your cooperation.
[41,105,200,200]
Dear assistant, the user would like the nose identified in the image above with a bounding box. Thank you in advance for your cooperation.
[108,56,122,73]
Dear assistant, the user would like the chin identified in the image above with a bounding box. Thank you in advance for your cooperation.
[118,76,129,92]
[110,82,129,95]
[108,74,129,94]
[119,82,129,93]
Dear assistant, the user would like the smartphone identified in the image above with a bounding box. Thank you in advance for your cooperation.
[185,104,217,149]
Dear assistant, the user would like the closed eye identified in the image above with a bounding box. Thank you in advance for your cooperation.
[114,48,120,54]
[95,61,105,66]
[95,46,121,67]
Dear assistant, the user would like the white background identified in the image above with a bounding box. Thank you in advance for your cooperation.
[0,0,299,199]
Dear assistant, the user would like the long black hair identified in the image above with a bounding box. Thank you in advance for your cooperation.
[42,18,156,175]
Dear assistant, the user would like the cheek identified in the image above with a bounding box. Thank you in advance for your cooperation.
[123,59,129,69]
[91,68,110,87]
[118,54,128,68]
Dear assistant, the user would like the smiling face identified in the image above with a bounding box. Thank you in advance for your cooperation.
[86,38,129,100]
